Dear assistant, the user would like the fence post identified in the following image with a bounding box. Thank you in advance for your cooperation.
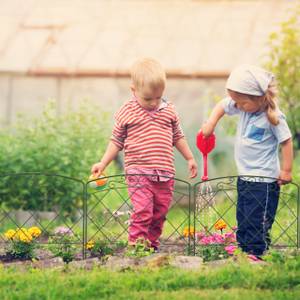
[83,182,88,259]
[297,184,300,249]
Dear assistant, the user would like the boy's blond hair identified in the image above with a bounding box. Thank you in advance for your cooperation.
[131,58,166,91]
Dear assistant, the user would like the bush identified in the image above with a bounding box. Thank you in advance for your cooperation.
[0,101,119,214]
[48,226,78,264]
[266,5,300,149]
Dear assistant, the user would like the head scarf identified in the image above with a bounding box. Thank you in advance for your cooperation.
[226,64,274,96]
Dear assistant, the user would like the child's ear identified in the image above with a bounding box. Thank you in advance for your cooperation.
[130,85,136,93]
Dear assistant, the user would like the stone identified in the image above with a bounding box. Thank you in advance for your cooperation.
[69,258,101,270]
[169,255,203,270]
[104,256,138,271]
[139,253,171,268]
[205,259,230,268]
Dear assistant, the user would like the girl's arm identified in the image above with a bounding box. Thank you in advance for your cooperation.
[278,138,293,185]
[201,102,225,136]
[174,138,198,178]
[91,141,121,177]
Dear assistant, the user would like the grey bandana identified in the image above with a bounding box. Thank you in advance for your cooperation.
[226,64,274,96]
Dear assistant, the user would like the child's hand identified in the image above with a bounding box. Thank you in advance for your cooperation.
[278,170,292,185]
[188,158,198,179]
[201,121,215,137]
[91,162,105,178]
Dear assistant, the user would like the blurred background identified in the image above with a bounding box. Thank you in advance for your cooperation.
[0,0,299,181]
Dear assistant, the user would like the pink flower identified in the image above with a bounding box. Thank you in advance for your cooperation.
[224,232,236,243]
[199,236,211,245]
[224,245,237,255]
[195,231,206,241]
[232,226,238,231]
[211,233,224,244]
[54,226,73,236]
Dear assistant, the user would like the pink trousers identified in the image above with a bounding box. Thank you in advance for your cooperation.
[126,175,174,248]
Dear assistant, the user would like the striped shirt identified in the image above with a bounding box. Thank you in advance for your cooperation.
[111,98,184,174]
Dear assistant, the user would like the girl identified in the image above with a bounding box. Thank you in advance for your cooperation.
[201,65,293,258]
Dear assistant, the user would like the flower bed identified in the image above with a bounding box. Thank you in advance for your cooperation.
[183,220,238,262]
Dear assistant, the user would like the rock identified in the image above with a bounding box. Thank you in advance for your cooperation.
[31,257,64,269]
[139,253,170,268]
[2,260,32,270]
[69,258,101,270]
[104,256,138,271]
[169,255,203,270]
[205,259,230,268]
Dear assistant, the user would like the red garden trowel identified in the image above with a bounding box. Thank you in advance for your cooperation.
[196,131,216,181]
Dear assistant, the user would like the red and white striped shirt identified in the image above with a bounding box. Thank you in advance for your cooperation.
[111,98,184,174]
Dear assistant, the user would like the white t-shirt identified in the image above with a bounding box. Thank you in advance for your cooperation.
[222,97,292,182]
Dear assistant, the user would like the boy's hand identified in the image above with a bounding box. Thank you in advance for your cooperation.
[91,162,105,178]
[278,170,292,185]
[188,158,198,179]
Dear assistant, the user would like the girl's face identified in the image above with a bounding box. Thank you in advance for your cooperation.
[132,85,164,110]
[228,90,263,113]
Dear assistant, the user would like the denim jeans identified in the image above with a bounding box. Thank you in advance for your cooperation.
[236,178,280,256]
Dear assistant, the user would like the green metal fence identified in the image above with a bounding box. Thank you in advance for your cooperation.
[0,173,299,260]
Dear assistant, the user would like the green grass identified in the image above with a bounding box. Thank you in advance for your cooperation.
[0,253,299,300]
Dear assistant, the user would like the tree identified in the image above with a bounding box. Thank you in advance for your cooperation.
[266,6,300,148]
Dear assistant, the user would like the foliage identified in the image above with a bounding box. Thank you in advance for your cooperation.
[266,6,300,148]
[48,226,78,264]
[3,226,41,260]
[86,239,127,258]
[125,237,155,258]
[0,101,119,214]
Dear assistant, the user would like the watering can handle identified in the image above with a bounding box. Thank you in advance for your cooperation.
[202,153,208,181]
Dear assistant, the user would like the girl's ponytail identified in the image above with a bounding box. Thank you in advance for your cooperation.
[264,80,279,126]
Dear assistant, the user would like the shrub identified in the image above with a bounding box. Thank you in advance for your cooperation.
[0,101,119,215]
[266,5,300,149]
[48,226,79,264]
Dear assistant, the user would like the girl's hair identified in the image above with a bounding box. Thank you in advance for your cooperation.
[131,58,166,91]
[229,79,279,125]
[262,79,279,125]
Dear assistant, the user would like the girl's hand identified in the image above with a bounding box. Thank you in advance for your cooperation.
[188,158,198,179]
[278,170,292,185]
[91,162,105,178]
[201,122,215,137]
[200,101,225,137]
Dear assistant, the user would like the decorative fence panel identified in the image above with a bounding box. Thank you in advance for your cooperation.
[86,174,192,256]
[193,176,299,256]
[0,173,85,258]
[0,173,299,260]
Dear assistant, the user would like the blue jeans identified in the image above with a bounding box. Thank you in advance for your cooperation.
[236,178,280,256]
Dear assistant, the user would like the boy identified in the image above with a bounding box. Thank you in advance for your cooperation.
[91,58,197,250]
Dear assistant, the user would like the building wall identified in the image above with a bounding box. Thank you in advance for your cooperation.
[0,74,236,179]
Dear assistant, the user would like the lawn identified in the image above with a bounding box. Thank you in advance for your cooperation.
[0,252,299,300]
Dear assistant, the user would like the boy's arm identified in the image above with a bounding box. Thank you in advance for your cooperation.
[201,102,225,136]
[91,142,121,177]
[174,138,198,178]
[278,138,293,185]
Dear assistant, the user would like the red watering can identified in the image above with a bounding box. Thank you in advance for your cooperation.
[196,131,216,181]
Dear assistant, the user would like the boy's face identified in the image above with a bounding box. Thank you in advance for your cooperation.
[132,85,164,110]
[228,90,262,113]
